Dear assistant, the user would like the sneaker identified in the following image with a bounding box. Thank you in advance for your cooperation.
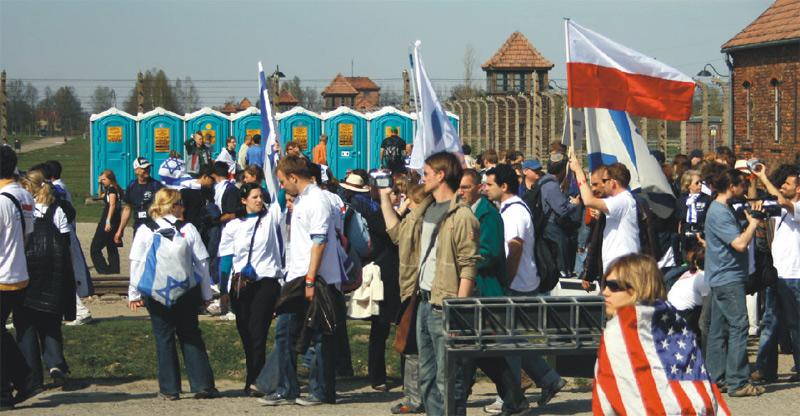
[538,378,567,407]
[49,368,66,388]
[484,397,504,415]
[751,370,776,384]
[372,383,389,392]
[729,383,765,397]
[220,311,236,321]
[65,316,93,326]
[258,393,293,406]
[194,388,219,399]
[4,323,13,331]
[390,402,425,414]
[788,373,800,383]
[205,300,222,316]
[157,392,179,401]
[295,395,323,406]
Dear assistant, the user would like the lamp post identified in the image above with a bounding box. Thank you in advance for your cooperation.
[697,63,731,147]
[269,65,286,106]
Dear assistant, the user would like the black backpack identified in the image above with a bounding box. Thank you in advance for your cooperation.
[504,196,561,293]
[382,136,405,169]
[633,194,661,260]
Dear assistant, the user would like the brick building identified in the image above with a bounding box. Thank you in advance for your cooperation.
[721,0,800,164]
[482,31,553,94]
[275,90,299,112]
[321,74,380,111]
[685,116,725,153]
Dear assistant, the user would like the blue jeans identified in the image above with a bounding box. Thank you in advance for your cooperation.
[256,313,299,398]
[776,279,800,375]
[144,288,215,395]
[756,285,780,380]
[505,288,562,390]
[707,281,750,393]
[417,301,467,416]
[14,307,68,390]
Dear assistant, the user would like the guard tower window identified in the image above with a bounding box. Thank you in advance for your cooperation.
[770,78,780,143]
[742,80,752,142]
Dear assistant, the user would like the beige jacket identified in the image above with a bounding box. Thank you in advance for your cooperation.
[387,195,480,306]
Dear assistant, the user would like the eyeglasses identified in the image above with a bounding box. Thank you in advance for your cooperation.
[601,178,612,183]
[174,200,184,206]
[600,278,629,293]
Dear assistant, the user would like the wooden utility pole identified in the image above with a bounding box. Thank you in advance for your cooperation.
[137,72,144,114]
[402,69,410,112]
[1,70,6,141]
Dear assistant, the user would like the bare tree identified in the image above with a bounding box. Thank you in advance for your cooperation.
[464,44,477,90]
[90,86,115,114]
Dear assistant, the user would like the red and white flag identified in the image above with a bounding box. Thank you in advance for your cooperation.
[566,20,695,121]
[593,301,730,415]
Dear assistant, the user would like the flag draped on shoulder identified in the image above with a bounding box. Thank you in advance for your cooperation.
[409,41,463,170]
[593,301,730,415]
[258,61,280,202]
[567,107,676,218]
[565,20,695,121]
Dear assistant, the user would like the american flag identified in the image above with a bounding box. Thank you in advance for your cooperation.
[593,301,730,415]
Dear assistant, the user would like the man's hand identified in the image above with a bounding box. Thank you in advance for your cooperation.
[379,187,392,197]
[581,280,593,292]
[128,300,144,311]
[744,207,763,226]
[568,148,583,175]
[304,286,314,302]
[114,231,123,245]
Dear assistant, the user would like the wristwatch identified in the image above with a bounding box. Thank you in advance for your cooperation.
[304,281,315,288]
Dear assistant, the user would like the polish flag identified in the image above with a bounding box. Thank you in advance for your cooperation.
[566,20,695,121]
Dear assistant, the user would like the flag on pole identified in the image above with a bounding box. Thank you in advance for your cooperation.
[258,61,280,202]
[593,301,730,415]
[565,20,695,121]
[565,107,676,218]
[409,41,463,170]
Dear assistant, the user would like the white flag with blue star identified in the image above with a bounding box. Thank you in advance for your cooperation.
[409,41,464,170]
[136,229,199,307]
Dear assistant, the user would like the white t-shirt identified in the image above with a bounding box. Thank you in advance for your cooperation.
[213,180,235,211]
[129,215,212,301]
[602,191,640,272]
[34,203,70,233]
[667,269,710,311]
[215,147,238,174]
[323,189,345,232]
[219,203,283,287]
[53,179,73,204]
[0,183,34,285]
[772,203,800,279]
[287,184,341,285]
[500,195,539,292]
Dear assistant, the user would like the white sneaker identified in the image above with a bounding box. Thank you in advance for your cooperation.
[220,312,236,321]
[206,300,222,316]
[4,323,13,331]
[65,316,93,326]
[483,396,504,415]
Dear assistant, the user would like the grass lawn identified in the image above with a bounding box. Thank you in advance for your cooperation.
[61,317,399,382]
[16,136,105,223]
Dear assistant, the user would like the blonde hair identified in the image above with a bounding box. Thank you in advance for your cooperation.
[603,254,665,303]
[680,170,700,193]
[148,188,181,219]
[24,170,55,206]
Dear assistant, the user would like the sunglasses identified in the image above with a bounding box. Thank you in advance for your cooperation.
[174,200,184,206]
[600,279,629,293]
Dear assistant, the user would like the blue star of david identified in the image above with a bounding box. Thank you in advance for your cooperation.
[430,109,443,145]
[154,275,191,307]
[164,159,185,175]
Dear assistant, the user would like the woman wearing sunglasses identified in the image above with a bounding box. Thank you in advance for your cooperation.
[594,254,728,414]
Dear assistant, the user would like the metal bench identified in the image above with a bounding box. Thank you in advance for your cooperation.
[442,296,606,415]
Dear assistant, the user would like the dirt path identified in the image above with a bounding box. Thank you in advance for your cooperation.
[19,136,77,153]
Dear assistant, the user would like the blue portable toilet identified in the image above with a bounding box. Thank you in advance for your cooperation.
[90,108,138,196]
[276,106,322,157]
[185,107,231,158]
[322,107,368,179]
[366,106,413,170]
[231,107,263,148]
[138,107,184,181]
[446,111,460,135]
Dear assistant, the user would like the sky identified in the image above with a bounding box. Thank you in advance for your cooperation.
[0,0,773,107]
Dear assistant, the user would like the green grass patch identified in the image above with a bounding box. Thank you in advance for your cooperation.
[16,137,105,223]
[61,317,399,382]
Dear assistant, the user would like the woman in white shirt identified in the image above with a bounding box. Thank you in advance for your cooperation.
[218,182,283,396]
[128,188,218,400]
[16,170,75,390]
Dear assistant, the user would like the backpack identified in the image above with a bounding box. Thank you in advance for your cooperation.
[24,204,75,316]
[382,137,405,170]
[338,204,371,293]
[136,219,199,307]
[502,200,561,293]
[633,194,661,260]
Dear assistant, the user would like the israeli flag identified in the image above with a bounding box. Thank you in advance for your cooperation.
[258,61,280,203]
[136,232,198,307]
[567,108,676,218]
[409,41,463,170]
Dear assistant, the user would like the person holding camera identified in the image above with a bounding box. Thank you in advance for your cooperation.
[752,163,800,383]
[704,168,765,397]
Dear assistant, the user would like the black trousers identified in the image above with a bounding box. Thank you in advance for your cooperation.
[463,357,528,414]
[1,290,34,405]
[90,222,119,274]
[231,278,281,387]
[368,319,391,386]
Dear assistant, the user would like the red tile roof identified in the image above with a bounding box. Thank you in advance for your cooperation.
[482,31,554,70]
[238,97,252,110]
[322,74,359,96]
[276,90,299,105]
[722,0,800,50]
[221,102,237,114]
[346,76,380,91]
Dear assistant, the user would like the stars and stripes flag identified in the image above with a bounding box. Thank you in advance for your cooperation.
[593,301,730,415]
[258,61,280,202]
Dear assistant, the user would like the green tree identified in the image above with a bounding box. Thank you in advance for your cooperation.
[123,68,181,114]
[53,86,84,134]
[6,80,38,135]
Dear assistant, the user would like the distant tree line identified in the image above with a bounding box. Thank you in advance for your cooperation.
[6,81,85,136]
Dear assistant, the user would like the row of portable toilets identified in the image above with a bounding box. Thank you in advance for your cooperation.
[89,106,459,195]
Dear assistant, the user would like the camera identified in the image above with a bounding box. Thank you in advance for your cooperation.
[684,223,704,239]
[369,169,394,189]
[730,199,782,221]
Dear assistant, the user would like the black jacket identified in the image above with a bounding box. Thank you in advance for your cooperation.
[275,277,338,354]
[25,205,76,320]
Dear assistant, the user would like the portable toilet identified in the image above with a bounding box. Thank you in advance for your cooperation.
[185,107,231,158]
[90,108,138,196]
[322,107,368,179]
[366,106,413,170]
[230,107,263,148]
[276,106,322,157]
[446,111,460,135]
[138,107,184,181]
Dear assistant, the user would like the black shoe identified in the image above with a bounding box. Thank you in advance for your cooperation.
[538,378,566,406]
[244,386,265,397]
[14,385,44,404]
[194,388,219,399]
[0,401,14,410]
[788,373,800,383]
[50,368,66,388]
[390,403,425,414]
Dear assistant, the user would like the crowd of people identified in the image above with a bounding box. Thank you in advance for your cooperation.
[1,132,799,414]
